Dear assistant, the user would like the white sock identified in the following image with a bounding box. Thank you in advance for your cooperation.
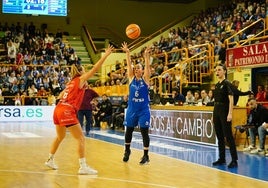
[79,158,87,167]
[48,153,54,160]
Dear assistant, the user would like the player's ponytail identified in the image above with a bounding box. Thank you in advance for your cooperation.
[71,64,83,79]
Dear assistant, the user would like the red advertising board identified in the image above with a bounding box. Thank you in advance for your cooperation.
[226,41,268,68]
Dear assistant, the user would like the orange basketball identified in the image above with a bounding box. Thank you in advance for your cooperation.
[125,24,141,39]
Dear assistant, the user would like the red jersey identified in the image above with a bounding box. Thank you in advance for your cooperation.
[60,77,85,111]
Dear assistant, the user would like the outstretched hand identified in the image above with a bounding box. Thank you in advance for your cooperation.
[121,42,130,53]
[105,44,114,55]
[143,46,151,58]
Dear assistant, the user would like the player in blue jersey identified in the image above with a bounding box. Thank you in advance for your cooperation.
[121,42,151,165]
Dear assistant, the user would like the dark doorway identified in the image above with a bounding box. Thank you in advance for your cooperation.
[251,67,268,94]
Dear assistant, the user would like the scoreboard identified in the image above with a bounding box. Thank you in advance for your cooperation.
[2,0,67,16]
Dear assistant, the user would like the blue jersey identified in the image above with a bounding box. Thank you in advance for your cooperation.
[128,77,150,111]
[125,77,150,128]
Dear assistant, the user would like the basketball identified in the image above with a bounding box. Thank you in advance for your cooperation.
[125,24,141,39]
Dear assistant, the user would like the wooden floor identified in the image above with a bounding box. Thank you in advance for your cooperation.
[0,122,267,188]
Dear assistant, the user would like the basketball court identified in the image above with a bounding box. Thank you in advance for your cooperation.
[0,121,267,188]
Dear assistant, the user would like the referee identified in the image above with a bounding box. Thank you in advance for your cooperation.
[212,63,238,168]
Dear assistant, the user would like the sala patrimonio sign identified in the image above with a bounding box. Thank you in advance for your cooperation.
[226,41,268,68]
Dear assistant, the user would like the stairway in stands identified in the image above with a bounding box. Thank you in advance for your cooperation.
[63,35,92,65]
[0,43,6,63]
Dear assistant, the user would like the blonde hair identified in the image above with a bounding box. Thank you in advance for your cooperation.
[70,64,83,79]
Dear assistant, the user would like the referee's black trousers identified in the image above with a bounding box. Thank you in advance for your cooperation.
[213,106,238,161]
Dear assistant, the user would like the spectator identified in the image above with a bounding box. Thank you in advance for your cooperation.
[0,92,4,105]
[28,84,37,97]
[171,87,185,105]
[92,97,101,127]
[258,123,268,157]
[14,92,22,105]
[255,84,265,102]
[161,65,171,93]
[218,43,226,63]
[244,98,268,156]
[111,95,128,130]
[78,83,99,135]
[184,90,195,105]
[21,91,32,105]
[206,89,215,106]
[200,89,210,106]
[37,86,48,105]
[193,90,202,105]
[2,87,13,105]
[96,94,113,128]
[47,91,56,106]
[7,39,16,63]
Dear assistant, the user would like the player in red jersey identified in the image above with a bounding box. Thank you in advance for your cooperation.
[45,45,114,175]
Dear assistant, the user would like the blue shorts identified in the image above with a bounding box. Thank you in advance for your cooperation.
[124,109,150,128]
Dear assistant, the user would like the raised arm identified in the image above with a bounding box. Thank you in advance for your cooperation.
[121,42,134,79]
[143,47,151,85]
[80,44,114,85]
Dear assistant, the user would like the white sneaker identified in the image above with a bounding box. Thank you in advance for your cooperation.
[243,145,256,152]
[45,159,58,170]
[78,166,98,175]
[250,149,265,155]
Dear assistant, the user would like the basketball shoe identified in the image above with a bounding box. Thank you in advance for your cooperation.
[250,148,265,155]
[78,165,98,175]
[243,145,256,152]
[45,158,58,170]
[139,155,149,165]
[123,150,131,162]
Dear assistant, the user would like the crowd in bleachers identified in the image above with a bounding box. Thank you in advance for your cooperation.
[0,0,266,106]
[105,0,266,98]
[0,21,82,105]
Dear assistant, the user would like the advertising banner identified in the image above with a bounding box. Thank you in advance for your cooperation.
[0,106,55,122]
[226,41,268,68]
[150,109,216,145]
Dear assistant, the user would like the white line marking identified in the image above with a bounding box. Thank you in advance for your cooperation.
[0,169,177,188]
[91,131,196,152]
[1,132,41,138]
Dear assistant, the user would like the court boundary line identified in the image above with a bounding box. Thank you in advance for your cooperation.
[0,169,177,188]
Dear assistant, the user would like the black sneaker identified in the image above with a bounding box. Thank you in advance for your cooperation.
[212,159,226,166]
[139,155,150,165]
[123,150,131,162]
[227,160,238,168]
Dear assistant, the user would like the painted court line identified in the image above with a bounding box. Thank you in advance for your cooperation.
[0,169,176,188]
[1,132,41,138]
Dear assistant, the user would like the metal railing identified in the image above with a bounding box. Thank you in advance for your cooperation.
[225,18,267,49]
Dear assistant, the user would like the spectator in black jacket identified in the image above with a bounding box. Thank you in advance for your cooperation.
[111,95,128,129]
[172,87,185,105]
[231,80,252,106]
[97,94,113,128]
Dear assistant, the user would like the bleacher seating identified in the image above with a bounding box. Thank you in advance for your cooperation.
[0,0,267,106]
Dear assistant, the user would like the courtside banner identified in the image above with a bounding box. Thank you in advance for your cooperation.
[0,106,55,122]
[226,41,268,68]
[150,110,216,146]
